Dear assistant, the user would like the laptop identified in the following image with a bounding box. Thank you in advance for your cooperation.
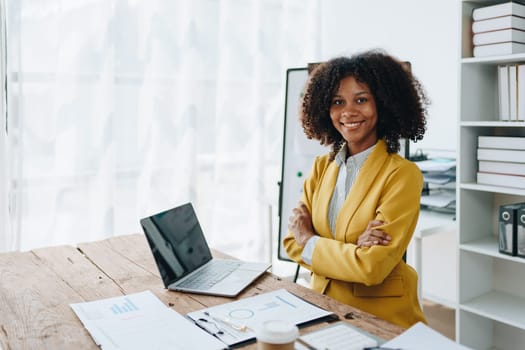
[140,202,271,297]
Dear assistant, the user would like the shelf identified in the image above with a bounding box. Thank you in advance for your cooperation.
[462,53,525,64]
[458,0,525,346]
[460,182,525,196]
[460,121,525,127]
[460,236,525,264]
[460,290,525,330]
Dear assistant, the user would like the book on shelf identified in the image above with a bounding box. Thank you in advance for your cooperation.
[519,63,525,121]
[477,148,525,162]
[510,64,518,120]
[479,160,525,176]
[477,171,525,189]
[473,28,525,45]
[497,64,525,120]
[498,64,510,121]
[478,136,525,150]
[473,2,525,21]
[472,15,525,34]
[473,42,525,57]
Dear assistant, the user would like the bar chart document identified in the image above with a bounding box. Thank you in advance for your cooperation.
[70,290,226,350]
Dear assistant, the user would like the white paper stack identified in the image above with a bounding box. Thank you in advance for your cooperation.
[415,158,456,212]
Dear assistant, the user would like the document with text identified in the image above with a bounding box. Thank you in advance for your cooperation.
[186,288,335,347]
[70,290,226,350]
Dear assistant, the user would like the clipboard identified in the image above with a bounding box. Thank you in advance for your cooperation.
[186,288,337,348]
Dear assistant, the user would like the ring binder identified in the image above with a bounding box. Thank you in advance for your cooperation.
[517,207,525,258]
[499,202,525,256]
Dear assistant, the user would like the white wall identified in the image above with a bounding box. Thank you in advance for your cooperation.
[319,0,460,305]
[320,0,459,156]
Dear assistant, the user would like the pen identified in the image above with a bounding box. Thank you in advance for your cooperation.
[363,347,402,350]
[204,311,251,332]
[295,337,319,350]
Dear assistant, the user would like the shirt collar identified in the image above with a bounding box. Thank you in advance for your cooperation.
[335,142,376,168]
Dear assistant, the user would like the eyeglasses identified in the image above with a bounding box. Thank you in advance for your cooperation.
[196,315,241,341]
[196,317,227,337]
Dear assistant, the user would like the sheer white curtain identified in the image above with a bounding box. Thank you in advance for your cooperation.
[0,0,7,251]
[3,0,320,261]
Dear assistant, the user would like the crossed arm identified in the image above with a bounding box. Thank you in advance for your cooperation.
[288,202,391,249]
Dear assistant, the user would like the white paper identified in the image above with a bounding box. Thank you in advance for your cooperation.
[70,290,225,350]
[299,323,378,350]
[423,173,455,185]
[383,322,473,350]
[420,190,455,208]
[186,288,333,346]
[415,158,456,172]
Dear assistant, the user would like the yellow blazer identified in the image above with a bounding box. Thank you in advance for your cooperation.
[283,140,426,328]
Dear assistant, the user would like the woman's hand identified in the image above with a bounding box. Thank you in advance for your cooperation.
[288,202,315,247]
[357,220,391,248]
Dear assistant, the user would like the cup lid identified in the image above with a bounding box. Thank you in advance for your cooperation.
[256,320,299,344]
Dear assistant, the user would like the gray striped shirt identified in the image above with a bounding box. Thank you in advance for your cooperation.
[301,143,375,265]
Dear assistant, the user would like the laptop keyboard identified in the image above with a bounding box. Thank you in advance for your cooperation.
[177,260,242,289]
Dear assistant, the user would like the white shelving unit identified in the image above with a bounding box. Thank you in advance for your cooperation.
[458,2,525,349]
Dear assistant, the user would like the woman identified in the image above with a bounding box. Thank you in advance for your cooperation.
[283,49,429,328]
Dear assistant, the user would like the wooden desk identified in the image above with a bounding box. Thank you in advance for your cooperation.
[0,234,403,349]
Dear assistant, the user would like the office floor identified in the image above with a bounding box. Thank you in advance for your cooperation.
[422,299,455,340]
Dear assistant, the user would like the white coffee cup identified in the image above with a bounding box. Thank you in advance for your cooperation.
[256,320,299,350]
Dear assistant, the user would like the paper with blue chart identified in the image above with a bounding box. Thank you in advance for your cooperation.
[70,290,225,350]
[186,288,334,346]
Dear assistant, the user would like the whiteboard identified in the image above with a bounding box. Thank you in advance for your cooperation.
[276,67,410,261]
[277,68,328,261]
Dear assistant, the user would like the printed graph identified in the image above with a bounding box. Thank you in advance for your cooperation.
[110,297,139,315]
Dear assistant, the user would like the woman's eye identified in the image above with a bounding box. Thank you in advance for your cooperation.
[332,99,343,105]
[356,97,368,104]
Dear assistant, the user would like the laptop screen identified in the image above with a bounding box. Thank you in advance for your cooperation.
[140,203,213,287]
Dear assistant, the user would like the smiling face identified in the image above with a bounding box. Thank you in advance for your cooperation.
[330,76,378,156]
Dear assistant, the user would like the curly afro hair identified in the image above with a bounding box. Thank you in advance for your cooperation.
[301,49,429,159]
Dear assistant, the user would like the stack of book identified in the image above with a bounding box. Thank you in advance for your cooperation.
[477,136,525,189]
[472,2,525,57]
